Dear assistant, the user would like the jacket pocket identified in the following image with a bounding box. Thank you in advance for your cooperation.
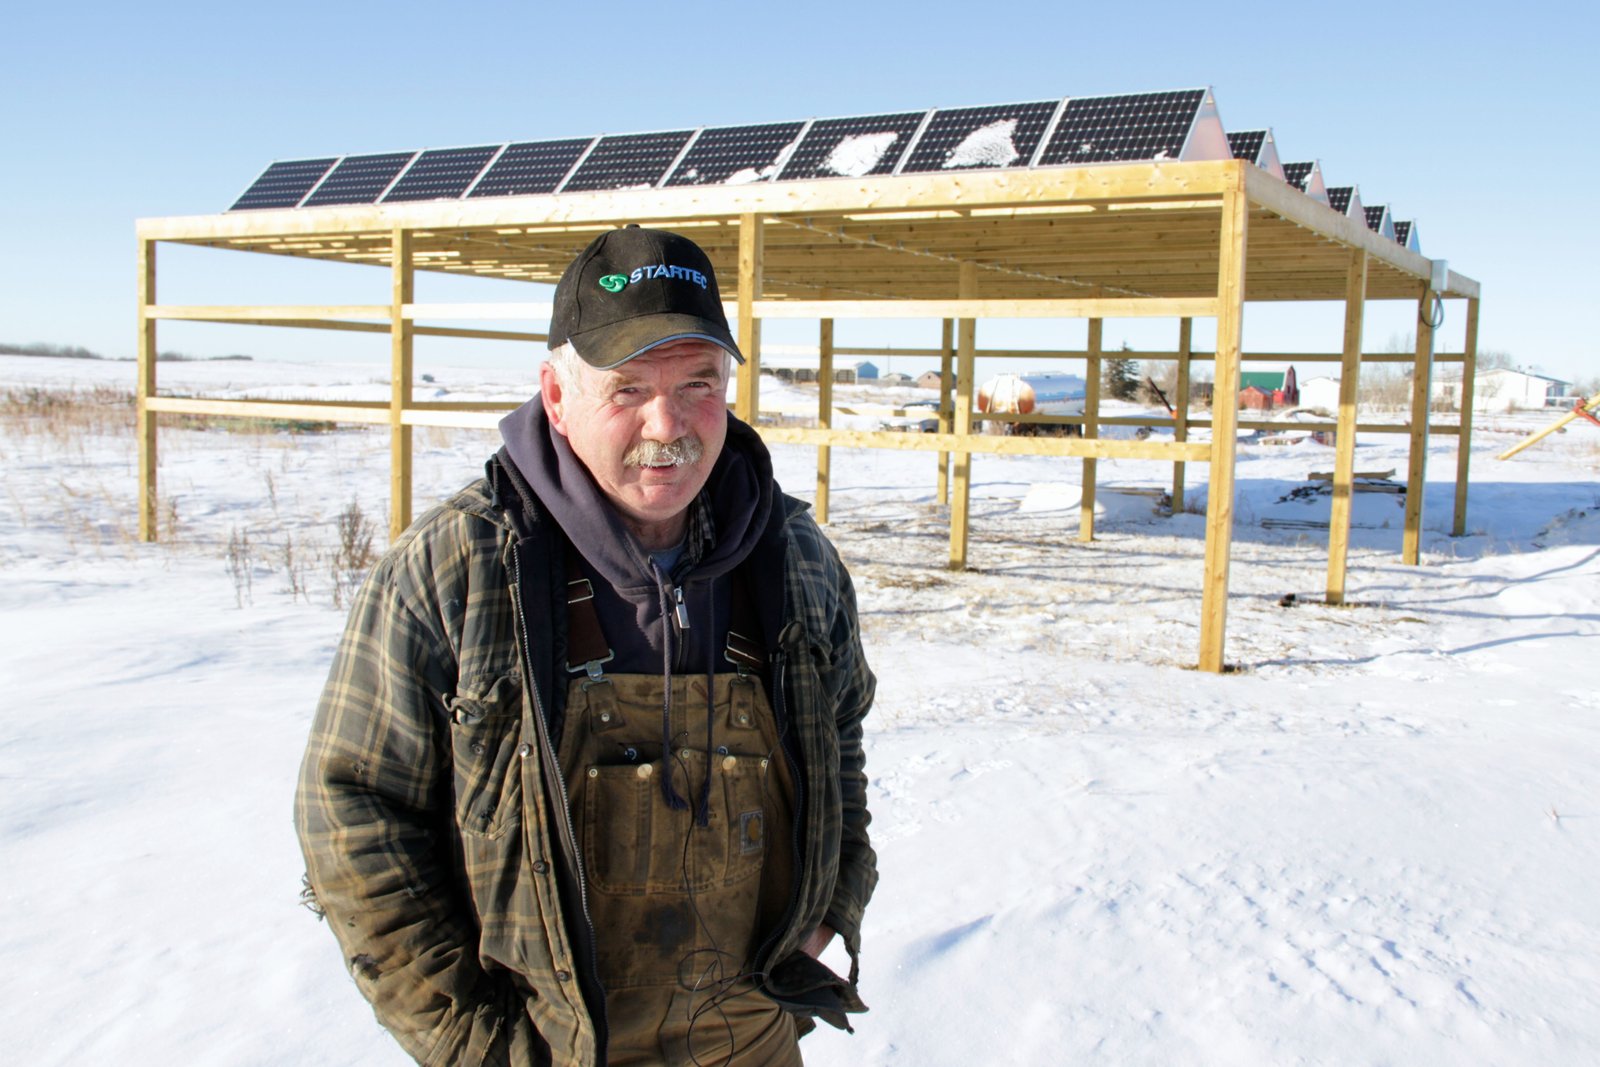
[447,672,524,840]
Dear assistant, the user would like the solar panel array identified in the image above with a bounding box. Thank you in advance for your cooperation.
[224,88,1417,244]
[231,157,337,210]
[1363,205,1387,231]
[777,111,927,181]
[302,152,416,207]
[664,122,806,187]
[383,146,500,203]
[1282,161,1315,192]
[562,130,696,192]
[468,139,593,198]
[1227,130,1267,164]
[900,101,1059,173]
[1035,90,1206,166]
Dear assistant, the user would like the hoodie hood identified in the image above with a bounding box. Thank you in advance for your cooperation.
[498,396,775,596]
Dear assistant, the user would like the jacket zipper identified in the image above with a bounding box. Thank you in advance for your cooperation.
[510,542,608,1057]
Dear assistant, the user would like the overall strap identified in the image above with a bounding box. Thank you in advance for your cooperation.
[564,554,613,681]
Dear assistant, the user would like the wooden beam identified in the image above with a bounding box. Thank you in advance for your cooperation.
[1199,184,1247,673]
[1402,287,1436,565]
[1326,249,1367,605]
[390,227,415,543]
[937,319,953,505]
[749,297,1214,320]
[1171,318,1192,512]
[816,313,834,525]
[755,426,1212,461]
[137,240,158,542]
[1453,297,1479,536]
[144,396,392,424]
[147,304,391,321]
[1080,318,1103,542]
[950,263,978,571]
[735,213,763,422]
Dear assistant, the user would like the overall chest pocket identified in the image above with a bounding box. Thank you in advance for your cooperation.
[447,672,524,840]
[580,748,774,895]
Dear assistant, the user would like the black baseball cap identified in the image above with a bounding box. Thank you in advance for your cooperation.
[548,226,744,369]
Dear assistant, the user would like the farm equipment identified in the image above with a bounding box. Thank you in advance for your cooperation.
[1497,391,1600,460]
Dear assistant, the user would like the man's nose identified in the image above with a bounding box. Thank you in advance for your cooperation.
[640,392,688,441]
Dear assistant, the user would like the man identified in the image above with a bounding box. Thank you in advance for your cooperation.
[296,226,877,1066]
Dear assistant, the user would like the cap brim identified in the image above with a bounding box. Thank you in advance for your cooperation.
[569,312,745,370]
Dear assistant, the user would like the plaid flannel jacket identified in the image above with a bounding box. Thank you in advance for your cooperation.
[295,477,876,1066]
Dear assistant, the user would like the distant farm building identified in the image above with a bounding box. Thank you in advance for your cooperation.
[1239,366,1300,409]
[917,371,945,390]
[1298,375,1342,413]
[880,371,913,385]
[1434,368,1570,413]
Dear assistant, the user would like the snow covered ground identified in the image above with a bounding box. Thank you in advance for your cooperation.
[2,353,1598,1065]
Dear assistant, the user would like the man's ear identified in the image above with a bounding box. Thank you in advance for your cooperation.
[539,362,569,437]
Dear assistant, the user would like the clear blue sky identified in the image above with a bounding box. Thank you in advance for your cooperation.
[4,0,1595,382]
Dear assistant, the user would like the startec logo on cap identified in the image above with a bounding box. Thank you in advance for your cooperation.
[596,264,710,293]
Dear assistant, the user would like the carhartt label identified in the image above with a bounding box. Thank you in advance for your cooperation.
[628,264,708,289]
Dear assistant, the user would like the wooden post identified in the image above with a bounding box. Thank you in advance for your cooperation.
[816,314,834,524]
[1402,286,1436,565]
[937,318,954,505]
[1171,318,1192,513]
[949,263,978,570]
[1198,184,1247,673]
[735,213,764,423]
[1079,318,1103,542]
[1325,249,1368,605]
[136,239,158,542]
[389,227,414,543]
[1453,298,1479,536]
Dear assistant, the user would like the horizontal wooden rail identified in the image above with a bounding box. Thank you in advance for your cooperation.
[750,297,1217,320]
[755,425,1212,461]
[144,396,392,424]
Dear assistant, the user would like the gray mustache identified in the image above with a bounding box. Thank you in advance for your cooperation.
[624,436,704,468]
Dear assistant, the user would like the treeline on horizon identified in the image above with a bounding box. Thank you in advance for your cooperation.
[1,341,252,363]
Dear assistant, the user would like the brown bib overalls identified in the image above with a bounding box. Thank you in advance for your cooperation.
[558,660,800,1065]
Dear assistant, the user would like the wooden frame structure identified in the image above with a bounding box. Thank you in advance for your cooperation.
[135,159,1480,672]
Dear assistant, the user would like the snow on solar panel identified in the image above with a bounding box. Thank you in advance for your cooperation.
[383,145,500,202]
[1038,90,1205,166]
[301,152,417,206]
[468,138,593,199]
[664,122,807,186]
[777,112,926,181]
[561,130,696,192]
[230,158,338,211]
[900,101,1058,173]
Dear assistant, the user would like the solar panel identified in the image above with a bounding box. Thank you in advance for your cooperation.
[382,145,500,202]
[230,158,338,211]
[777,111,927,181]
[302,152,417,206]
[664,121,807,186]
[1227,130,1267,164]
[1394,220,1415,248]
[561,130,696,192]
[1363,205,1386,231]
[1326,186,1355,215]
[468,138,593,198]
[1281,162,1314,190]
[1037,89,1205,166]
[899,101,1059,173]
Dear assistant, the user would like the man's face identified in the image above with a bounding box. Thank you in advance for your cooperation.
[541,339,731,548]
